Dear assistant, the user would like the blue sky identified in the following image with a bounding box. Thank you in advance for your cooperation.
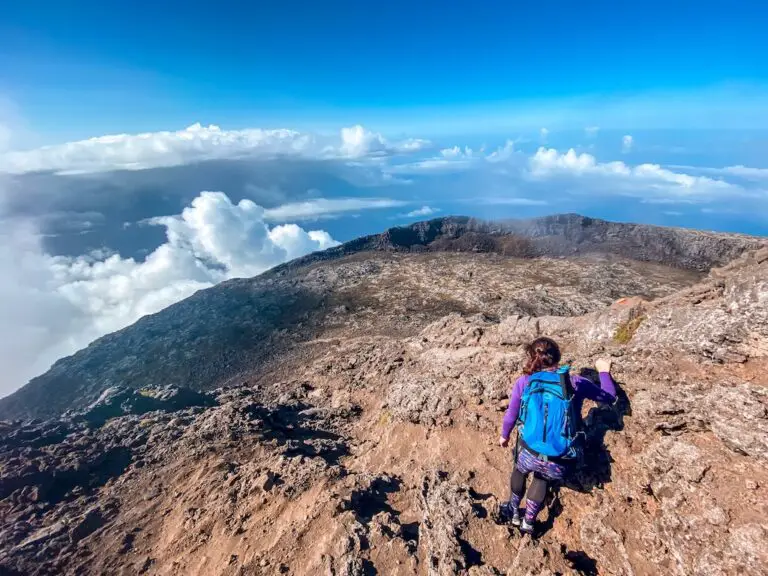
[2,1,767,141]
[1,0,768,393]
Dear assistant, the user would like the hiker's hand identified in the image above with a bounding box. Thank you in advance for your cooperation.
[595,358,612,373]
[499,436,509,448]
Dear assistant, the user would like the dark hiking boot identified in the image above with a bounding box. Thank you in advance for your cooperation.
[498,502,522,526]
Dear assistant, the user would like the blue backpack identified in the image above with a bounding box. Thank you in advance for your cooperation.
[518,367,580,459]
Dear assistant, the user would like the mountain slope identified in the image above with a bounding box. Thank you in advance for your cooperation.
[0,229,766,575]
[0,214,762,421]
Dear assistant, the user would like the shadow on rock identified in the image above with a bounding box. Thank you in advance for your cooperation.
[73,386,217,428]
[563,369,631,494]
[538,488,565,537]
[344,475,402,522]
[560,545,599,576]
[250,403,351,466]
[45,446,133,504]
[0,444,132,504]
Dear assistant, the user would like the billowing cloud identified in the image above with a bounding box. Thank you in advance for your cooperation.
[529,147,605,174]
[0,190,339,394]
[339,125,429,157]
[622,134,634,153]
[339,125,388,157]
[0,123,430,175]
[441,146,476,159]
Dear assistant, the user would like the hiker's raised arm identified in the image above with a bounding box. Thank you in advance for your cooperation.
[571,359,617,403]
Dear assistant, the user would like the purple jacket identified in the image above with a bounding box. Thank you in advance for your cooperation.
[500,371,617,440]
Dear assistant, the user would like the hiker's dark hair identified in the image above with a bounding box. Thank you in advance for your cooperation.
[523,337,561,375]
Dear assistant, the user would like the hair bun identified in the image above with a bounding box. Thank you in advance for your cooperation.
[523,337,562,374]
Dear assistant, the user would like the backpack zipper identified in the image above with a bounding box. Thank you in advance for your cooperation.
[542,403,548,443]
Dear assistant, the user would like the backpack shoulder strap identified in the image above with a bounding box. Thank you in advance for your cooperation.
[559,370,573,400]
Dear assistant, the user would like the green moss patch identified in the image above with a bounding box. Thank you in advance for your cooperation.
[614,314,645,344]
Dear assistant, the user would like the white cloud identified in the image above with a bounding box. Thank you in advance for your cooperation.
[441,145,476,159]
[0,190,340,394]
[388,140,516,174]
[486,140,516,163]
[670,164,768,182]
[719,165,768,180]
[529,148,609,175]
[402,206,439,218]
[385,138,761,209]
[262,197,407,221]
[391,137,431,153]
[0,123,430,175]
[388,139,761,210]
[339,125,430,157]
[540,127,549,142]
[622,134,634,153]
[528,147,743,202]
[339,125,389,157]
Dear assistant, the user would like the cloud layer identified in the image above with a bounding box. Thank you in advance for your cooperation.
[387,140,762,208]
[262,198,407,222]
[0,123,430,175]
[0,190,340,393]
[527,147,747,203]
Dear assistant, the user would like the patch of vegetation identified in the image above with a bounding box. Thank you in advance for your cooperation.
[613,314,645,344]
[377,410,391,427]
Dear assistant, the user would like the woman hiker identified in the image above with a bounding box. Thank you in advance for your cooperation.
[498,336,616,534]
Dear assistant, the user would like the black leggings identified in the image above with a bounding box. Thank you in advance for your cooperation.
[510,467,548,505]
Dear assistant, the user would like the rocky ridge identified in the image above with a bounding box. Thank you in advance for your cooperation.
[0,214,762,421]
[0,219,766,575]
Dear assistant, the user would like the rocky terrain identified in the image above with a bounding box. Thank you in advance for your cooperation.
[0,214,767,575]
[0,214,761,421]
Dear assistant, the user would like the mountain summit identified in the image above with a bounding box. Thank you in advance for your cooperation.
[1,214,766,575]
